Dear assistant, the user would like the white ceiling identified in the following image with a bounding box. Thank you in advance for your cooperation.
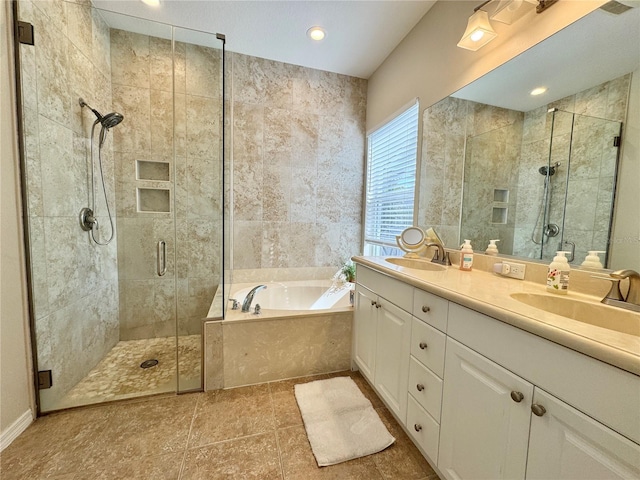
[91,0,437,79]
[452,5,640,112]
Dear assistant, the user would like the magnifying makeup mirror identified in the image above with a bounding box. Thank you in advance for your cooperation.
[396,226,428,258]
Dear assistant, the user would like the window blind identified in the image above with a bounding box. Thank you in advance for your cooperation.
[364,102,419,249]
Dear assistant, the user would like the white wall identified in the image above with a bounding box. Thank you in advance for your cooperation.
[0,0,35,445]
[366,0,606,131]
[610,67,640,271]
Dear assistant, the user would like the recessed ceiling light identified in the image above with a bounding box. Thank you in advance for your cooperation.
[530,87,547,96]
[307,26,326,41]
[140,0,160,6]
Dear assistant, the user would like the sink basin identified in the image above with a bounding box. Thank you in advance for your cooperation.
[385,257,446,272]
[510,293,639,336]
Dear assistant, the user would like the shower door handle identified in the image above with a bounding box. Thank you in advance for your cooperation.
[157,240,167,277]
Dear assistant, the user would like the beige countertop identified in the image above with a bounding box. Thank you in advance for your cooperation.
[352,256,640,376]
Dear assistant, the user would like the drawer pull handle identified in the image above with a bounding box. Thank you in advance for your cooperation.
[414,424,422,432]
[531,404,546,417]
[422,305,430,313]
[510,391,524,403]
[419,342,428,350]
[416,383,425,392]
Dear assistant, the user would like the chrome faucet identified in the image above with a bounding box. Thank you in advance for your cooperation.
[242,285,267,312]
[601,269,640,313]
[425,242,452,266]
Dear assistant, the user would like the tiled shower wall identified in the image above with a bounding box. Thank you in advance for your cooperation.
[18,0,119,408]
[419,74,630,262]
[110,30,222,340]
[230,53,367,273]
[418,97,523,250]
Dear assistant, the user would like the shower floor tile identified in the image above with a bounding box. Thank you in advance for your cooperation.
[1,371,441,480]
[48,335,201,411]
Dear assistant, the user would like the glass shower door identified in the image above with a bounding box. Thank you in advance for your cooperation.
[16,1,224,412]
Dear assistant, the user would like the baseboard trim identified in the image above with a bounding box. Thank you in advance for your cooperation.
[0,409,33,451]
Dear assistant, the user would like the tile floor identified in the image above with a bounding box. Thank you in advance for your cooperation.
[1,370,441,480]
[47,335,202,411]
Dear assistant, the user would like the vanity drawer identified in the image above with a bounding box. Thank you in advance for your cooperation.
[413,289,448,332]
[407,393,440,463]
[411,317,446,378]
[408,356,443,420]
[356,265,413,312]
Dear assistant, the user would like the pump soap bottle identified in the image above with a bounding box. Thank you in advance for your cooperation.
[547,251,571,294]
[485,239,500,256]
[580,250,605,269]
[460,240,474,271]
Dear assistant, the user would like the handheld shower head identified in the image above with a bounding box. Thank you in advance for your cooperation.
[79,97,124,129]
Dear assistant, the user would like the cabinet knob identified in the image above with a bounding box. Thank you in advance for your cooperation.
[376,302,382,309]
[419,342,428,350]
[510,391,524,403]
[531,404,547,417]
[371,300,377,306]
[422,305,430,313]
[416,383,425,392]
[414,424,422,432]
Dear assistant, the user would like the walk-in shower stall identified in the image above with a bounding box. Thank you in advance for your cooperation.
[14,1,226,412]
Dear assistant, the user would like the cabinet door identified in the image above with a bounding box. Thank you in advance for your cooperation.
[439,338,534,480]
[374,298,412,422]
[526,388,640,479]
[353,285,378,383]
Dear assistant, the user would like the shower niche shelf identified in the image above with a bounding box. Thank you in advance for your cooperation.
[137,188,171,213]
[137,160,170,182]
[491,207,508,225]
[493,189,509,203]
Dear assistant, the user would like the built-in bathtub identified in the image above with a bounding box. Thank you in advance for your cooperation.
[204,279,354,389]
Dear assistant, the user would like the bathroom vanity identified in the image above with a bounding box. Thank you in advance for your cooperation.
[351,256,640,480]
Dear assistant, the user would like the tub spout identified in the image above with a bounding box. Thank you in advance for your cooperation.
[242,285,267,312]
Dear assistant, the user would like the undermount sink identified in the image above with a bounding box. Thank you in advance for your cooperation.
[510,293,640,337]
[385,257,446,272]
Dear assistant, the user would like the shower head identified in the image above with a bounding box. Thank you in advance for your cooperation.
[101,112,124,129]
[79,98,124,129]
[538,162,560,176]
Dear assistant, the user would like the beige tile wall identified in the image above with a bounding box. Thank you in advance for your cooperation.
[229,53,366,273]
[18,0,119,410]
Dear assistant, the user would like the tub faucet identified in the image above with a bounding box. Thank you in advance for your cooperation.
[242,285,267,312]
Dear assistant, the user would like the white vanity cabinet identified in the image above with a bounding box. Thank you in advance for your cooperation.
[353,266,413,421]
[438,338,534,480]
[351,261,640,480]
[526,388,640,479]
[352,284,378,383]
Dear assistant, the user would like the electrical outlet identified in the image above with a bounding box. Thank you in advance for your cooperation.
[500,261,526,280]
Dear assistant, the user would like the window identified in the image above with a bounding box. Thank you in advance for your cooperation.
[364,101,419,256]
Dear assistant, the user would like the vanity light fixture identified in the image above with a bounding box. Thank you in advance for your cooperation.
[530,86,547,96]
[457,7,497,51]
[458,0,558,51]
[307,26,326,41]
[140,0,160,6]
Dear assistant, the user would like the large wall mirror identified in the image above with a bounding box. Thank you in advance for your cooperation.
[417,4,639,271]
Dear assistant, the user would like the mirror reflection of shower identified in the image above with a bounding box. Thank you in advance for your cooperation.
[530,161,561,247]
[78,97,124,245]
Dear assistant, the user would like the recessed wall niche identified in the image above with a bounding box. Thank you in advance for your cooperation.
[137,188,171,213]
[136,160,170,181]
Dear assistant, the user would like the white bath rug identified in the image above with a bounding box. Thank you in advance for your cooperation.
[294,376,395,467]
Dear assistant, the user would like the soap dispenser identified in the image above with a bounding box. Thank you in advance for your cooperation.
[547,251,571,294]
[485,239,500,256]
[460,239,474,271]
[580,250,605,269]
